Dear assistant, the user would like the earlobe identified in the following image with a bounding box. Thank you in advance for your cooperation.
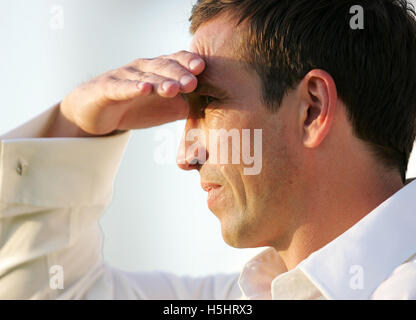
[301,70,337,149]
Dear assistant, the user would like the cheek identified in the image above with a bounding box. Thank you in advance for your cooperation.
[241,123,298,207]
[203,107,284,208]
[204,104,254,128]
[202,109,253,159]
[240,170,272,215]
[220,165,247,208]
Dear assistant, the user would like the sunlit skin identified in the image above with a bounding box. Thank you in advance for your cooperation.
[49,11,405,272]
[177,14,404,271]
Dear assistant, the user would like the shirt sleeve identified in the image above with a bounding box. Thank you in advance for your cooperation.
[0,104,241,300]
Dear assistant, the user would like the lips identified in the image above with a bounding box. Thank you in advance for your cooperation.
[200,182,222,192]
[201,182,223,208]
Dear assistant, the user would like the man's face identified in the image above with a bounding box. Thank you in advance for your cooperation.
[177,14,304,249]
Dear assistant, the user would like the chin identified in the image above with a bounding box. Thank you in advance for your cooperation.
[218,215,261,249]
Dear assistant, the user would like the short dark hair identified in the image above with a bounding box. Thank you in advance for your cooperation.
[190,0,416,182]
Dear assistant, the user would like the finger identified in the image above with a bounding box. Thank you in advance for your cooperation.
[167,50,206,75]
[113,68,185,97]
[109,67,185,98]
[129,59,198,93]
[102,77,152,101]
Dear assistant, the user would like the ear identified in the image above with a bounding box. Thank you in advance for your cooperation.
[298,69,338,148]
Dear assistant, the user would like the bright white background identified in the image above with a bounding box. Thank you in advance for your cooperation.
[1,0,416,277]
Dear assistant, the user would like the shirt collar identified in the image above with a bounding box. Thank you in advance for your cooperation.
[238,247,285,299]
[239,178,416,300]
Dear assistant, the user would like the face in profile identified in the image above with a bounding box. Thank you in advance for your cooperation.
[177,14,304,250]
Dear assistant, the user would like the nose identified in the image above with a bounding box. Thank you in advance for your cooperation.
[176,121,208,171]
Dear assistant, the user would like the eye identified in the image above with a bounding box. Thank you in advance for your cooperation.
[200,95,220,109]
[187,94,221,118]
[197,95,220,118]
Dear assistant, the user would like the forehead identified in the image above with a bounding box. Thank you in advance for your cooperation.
[190,14,237,57]
[190,14,252,87]
[190,14,243,77]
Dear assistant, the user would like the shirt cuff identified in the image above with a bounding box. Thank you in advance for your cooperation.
[0,105,131,208]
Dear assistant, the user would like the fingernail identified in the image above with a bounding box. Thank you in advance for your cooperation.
[189,59,203,70]
[137,82,145,90]
[162,81,177,92]
[180,75,194,88]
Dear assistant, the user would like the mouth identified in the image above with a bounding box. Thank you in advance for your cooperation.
[200,182,223,208]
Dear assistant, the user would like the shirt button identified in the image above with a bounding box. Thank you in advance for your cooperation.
[16,159,28,176]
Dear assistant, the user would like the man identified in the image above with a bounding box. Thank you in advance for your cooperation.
[1,0,416,299]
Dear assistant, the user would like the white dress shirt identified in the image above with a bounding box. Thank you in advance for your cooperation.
[1,104,416,300]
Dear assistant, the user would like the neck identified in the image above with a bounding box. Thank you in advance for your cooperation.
[275,163,404,271]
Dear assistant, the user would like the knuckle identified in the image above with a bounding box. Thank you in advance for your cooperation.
[139,71,159,83]
[156,58,173,69]
[131,57,149,69]
[176,50,189,56]
[134,57,145,63]
[124,66,140,74]
[103,74,118,83]
[172,50,190,58]
[123,66,134,72]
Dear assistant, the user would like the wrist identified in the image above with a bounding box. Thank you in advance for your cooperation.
[44,103,97,138]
